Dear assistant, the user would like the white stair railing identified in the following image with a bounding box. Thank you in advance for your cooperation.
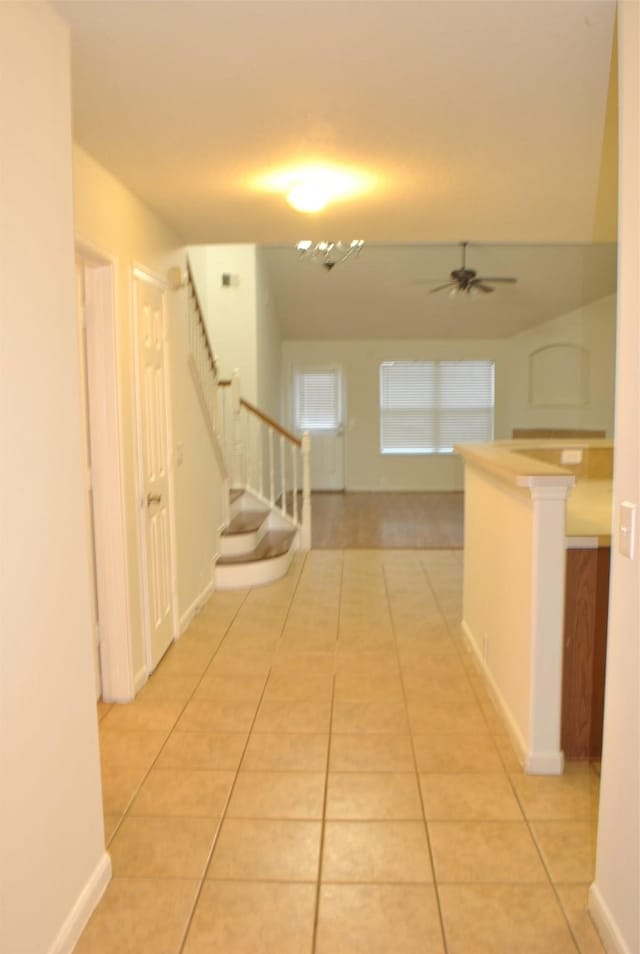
[185,257,312,550]
[218,369,312,549]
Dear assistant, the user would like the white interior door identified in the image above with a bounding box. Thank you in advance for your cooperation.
[134,271,175,671]
[294,367,345,491]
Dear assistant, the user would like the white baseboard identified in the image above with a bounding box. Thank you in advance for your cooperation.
[460,619,528,772]
[47,850,112,954]
[133,664,147,694]
[525,749,565,775]
[179,578,215,634]
[461,619,564,776]
[589,882,633,954]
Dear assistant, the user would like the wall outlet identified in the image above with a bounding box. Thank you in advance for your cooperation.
[561,448,583,465]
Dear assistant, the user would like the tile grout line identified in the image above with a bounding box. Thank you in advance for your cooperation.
[96,549,598,954]
[382,558,450,954]
[175,551,312,954]
[309,548,345,954]
[419,555,586,954]
[105,589,250,912]
[504,779,585,953]
[101,588,255,848]
[107,559,303,948]
[417,556,498,741]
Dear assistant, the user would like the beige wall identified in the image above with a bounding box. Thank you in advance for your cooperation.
[591,4,640,952]
[462,469,534,748]
[502,294,616,438]
[188,244,259,401]
[282,338,509,491]
[187,244,284,423]
[0,6,107,951]
[282,299,616,492]
[74,147,222,679]
[255,248,283,421]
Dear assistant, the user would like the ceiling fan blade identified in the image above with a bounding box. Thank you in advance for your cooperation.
[429,281,458,294]
[412,277,449,286]
[473,283,495,294]
[477,277,517,284]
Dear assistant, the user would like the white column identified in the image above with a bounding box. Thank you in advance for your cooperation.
[526,480,572,774]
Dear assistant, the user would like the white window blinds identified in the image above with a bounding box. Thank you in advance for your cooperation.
[294,369,340,431]
[380,360,494,453]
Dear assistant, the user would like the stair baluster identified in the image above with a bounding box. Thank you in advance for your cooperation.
[268,429,275,507]
[279,434,286,515]
[184,256,311,556]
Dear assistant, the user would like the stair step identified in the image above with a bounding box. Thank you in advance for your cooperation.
[217,529,296,566]
[221,509,269,536]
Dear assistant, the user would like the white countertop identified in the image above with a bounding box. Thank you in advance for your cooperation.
[456,441,613,549]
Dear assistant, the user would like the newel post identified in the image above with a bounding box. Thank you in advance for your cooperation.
[231,368,245,486]
[300,431,312,549]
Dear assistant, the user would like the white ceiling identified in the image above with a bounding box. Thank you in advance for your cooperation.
[55,0,618,338]
[259,241,617,339]
[56,0,617,244]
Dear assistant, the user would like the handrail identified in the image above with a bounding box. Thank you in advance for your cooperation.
[186,259,217,375]
[239,397,302,447]
[216,368,311,549]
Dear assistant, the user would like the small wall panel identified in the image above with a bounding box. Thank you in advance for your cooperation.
[529,344,589,407]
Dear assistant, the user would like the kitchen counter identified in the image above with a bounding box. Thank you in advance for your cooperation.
[456,441,613,546]
[457,439,613,770]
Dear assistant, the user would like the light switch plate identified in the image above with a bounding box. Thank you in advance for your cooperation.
[619,501,637,560]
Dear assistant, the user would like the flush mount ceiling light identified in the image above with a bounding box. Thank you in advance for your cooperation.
[296,240,364,270]
[252,163,375,213]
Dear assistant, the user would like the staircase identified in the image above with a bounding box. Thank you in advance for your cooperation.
[185,259,311,590]
[215,488,297,589]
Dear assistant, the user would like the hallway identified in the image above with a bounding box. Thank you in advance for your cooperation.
[80,550,602,953]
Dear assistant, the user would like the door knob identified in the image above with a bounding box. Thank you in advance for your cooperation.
[147,493,162,506]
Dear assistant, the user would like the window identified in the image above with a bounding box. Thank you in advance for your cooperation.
[294,368,341,431]
[380,360,494,453]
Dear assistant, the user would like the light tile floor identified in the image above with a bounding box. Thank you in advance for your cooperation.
[82,550,604,954]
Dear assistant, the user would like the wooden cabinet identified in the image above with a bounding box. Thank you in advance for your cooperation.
[562,547,611,759]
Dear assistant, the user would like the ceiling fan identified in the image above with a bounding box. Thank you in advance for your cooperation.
[426,242,518,295]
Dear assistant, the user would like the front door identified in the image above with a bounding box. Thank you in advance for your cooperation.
[293,366,345,491]
[133,271,175,671]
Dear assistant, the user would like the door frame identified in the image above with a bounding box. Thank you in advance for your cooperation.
[131,265,179,674]
[75,241,134,702]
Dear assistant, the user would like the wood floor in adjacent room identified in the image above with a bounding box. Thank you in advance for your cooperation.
[311,492,464,549]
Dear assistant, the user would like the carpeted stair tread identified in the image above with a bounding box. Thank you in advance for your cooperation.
[217,529,295,565]
[222,509,269,535]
